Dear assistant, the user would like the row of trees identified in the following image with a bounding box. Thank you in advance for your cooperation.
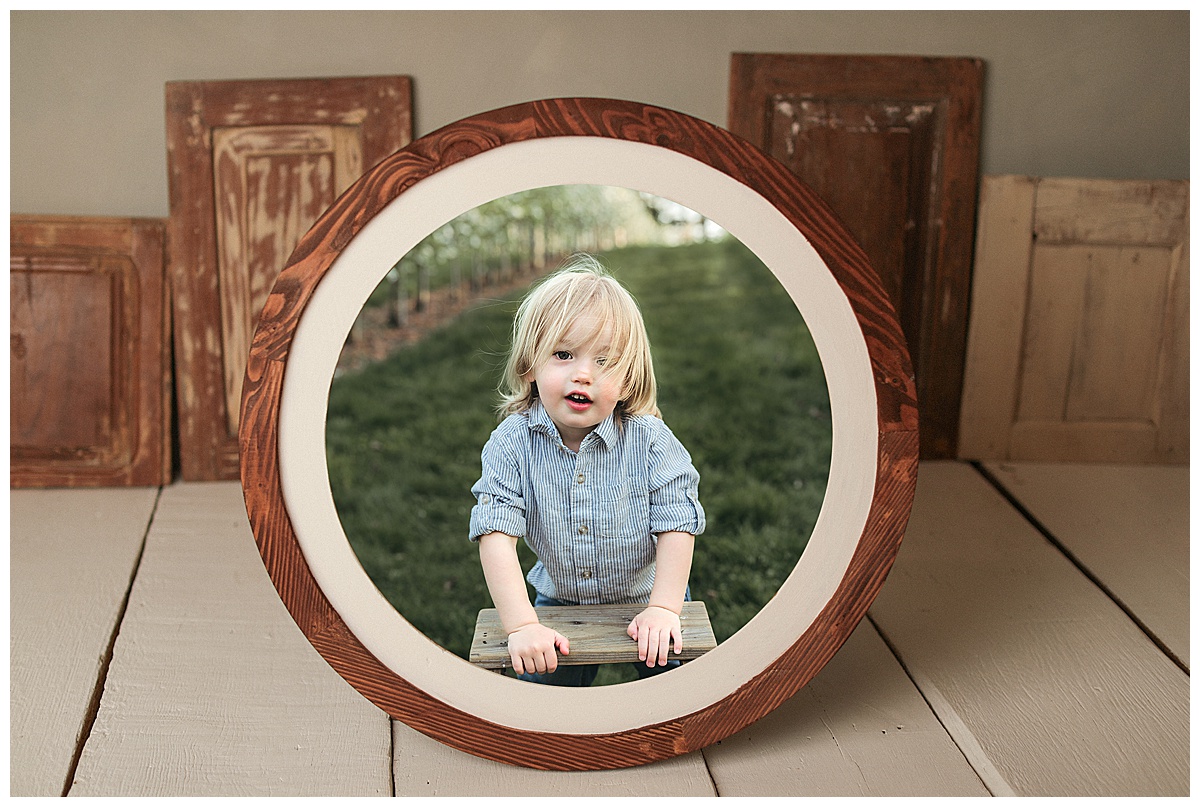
[363,185,721,325]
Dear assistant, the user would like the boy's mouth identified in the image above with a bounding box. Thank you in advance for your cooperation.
[565,392,592,411]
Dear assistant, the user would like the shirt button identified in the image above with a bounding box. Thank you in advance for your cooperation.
[578,524,588,534]
[576,474,585,484]
[480,494,491,504]
[580,569,593,579]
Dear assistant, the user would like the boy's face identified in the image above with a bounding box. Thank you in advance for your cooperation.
[524,317,623,450]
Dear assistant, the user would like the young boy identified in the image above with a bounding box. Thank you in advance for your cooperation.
[469,255,705,686]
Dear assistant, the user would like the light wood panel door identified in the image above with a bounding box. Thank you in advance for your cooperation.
[166,76,412,480]
[959,176,1189,463]
[728,54,983,459]
[10,216,171,487]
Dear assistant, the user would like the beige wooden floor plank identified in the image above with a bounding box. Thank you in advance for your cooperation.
[702,617,989,796]
[69,481,392,796]
[983,461,1189,668]
[10,487,158,797]
[869,462,1188,796]
[392,720,717,796]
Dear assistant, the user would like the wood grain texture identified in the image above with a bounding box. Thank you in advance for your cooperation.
[703,618,989,796]
[10,215,170,487]
[10,487,158,796]
[956,176,1036,459]
[869,462,1188,796]
[984,461,1189,668]
[70,482,391,796]
[238,98,918,770]
[470,602,717,669]
[729,53,982,459]
[166,76,412,481]
[959,176,1189,464]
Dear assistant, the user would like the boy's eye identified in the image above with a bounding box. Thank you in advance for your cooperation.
[596,356,607,367]
[553,350,572,361]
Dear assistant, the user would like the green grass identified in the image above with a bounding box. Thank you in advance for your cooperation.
[326,239,832,683]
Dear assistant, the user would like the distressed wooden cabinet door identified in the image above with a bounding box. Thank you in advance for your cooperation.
[959,176,1189,464]
[166,76,413,480]
[10,216,171,487]
[728,54,983,459]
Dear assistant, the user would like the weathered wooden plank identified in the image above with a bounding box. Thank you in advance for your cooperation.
[166,76,412,481]
[983,461,1189,668]
[1008,420,1159,464]
[869,462,1188,796]
[729,53,982,458]
[391,719,717,796]
[470,602,717,669]
[957,175,1036,460]
[10,487,158,796]
[702,618,989,796]
[1033,177,1189,245]
[10,215,171,487]
[69,482,391,796]
[1015,242,1088,422]
[958,176,1189,464]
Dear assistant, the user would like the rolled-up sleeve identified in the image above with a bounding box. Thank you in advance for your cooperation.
[468,434,527,542]
[647,424,705,537]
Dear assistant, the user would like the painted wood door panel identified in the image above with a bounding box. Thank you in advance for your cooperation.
[984,461,1189,668]
[166,76,412,480]
[70,482,391,796]
[10,216,170,487]
[869,462,1188,796]
[10,487,158,796]
[213,124,363,432]
[959,176,1189,463]
[729,54,983,459]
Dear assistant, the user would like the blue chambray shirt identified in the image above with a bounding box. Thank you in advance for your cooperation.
[469,401,705,605]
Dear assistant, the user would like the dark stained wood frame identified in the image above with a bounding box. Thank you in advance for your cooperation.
[166,75,413,481]
[238,98,919,770]
[11,215,172,488]
[728,53,982,459]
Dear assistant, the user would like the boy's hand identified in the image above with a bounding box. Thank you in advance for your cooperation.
[627,606,683,668]
[506,622,570,676]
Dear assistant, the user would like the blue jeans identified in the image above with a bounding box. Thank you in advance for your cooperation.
[517,591,688,687]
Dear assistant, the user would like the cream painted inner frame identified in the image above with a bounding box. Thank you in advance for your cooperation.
[275,135,878,736]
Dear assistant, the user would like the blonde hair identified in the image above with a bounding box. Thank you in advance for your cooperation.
[498,254,658,419]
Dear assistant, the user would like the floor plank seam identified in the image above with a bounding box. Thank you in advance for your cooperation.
[388,718,397,797]
[864,613,1001,796]
[61,485,164,796]
[968,461,1188,675]
[698,746,722,796]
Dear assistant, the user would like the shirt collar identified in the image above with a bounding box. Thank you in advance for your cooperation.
[527,400,618,451]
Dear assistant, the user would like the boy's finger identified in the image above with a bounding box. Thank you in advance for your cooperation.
[638,626,650,661]
[556,633,570,655]
[673,626,684,654]
[545,650,557,673]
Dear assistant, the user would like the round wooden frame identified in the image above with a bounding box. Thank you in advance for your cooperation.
[239,98,918,770]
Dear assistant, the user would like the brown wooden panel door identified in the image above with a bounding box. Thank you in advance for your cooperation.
[959,176,1189,464]
[166,76,413,480]
[729,54,983,458]
[10,216,171,487]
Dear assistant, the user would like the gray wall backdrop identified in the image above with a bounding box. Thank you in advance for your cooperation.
[11,10,1189,219]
